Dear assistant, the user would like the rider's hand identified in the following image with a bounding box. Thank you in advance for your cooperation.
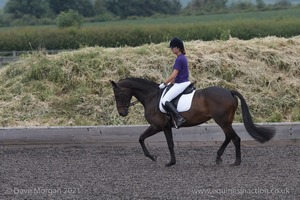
[159,83,166,89]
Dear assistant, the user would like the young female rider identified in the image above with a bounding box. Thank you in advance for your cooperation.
[159,37,191,128]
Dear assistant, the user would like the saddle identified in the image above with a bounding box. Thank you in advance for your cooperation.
[161,83,195,110]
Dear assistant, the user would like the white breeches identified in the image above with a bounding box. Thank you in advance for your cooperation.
[161,81,191,105]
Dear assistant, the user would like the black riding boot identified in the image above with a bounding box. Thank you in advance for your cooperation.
[165,101,186,129]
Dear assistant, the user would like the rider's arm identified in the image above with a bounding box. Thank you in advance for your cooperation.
[164,69,179,85]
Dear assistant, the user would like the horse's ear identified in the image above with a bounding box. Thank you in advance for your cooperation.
[110,80,117,88]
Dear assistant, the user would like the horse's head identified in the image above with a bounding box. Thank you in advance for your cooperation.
[110,80,133,117]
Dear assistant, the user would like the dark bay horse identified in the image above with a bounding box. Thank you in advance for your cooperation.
[110,78,275,167]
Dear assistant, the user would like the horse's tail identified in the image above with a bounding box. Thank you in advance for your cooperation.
[231,90,275,143]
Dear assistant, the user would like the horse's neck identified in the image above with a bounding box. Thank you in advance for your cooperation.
[131,86,159,108]
[133,88,156,102]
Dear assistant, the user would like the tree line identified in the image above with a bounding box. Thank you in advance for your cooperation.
[0,0,296,27]
[0,0,182,26]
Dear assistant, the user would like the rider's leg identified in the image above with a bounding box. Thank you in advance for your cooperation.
[164,101,186,128]
[161,82,190,128]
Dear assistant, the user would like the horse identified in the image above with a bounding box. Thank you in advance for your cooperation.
[110,77,275,167]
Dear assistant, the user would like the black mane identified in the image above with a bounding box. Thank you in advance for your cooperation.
[118,77,159,91]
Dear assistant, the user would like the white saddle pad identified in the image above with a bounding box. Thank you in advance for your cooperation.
[159,89,196,113]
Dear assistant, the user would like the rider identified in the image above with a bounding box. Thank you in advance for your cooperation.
[159,37,191,128]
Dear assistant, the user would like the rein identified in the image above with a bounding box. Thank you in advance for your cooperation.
[129,100,139,107]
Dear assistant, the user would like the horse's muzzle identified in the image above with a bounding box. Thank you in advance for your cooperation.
[118,111,128,117]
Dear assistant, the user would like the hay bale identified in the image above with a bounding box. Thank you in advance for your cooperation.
[0,36,299,126]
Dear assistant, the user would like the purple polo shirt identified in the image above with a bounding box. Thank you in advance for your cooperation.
[173,54,189,83]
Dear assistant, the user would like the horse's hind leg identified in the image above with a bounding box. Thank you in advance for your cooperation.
[216,136,231,164]
[231,128,241,166]
[217,125,241,166]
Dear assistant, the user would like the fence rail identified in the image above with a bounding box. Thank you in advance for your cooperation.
[0,50,64,65]
[0,123,299,147]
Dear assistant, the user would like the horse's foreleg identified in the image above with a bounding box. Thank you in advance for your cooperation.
[163,128,176,167]
[139,125,160,162]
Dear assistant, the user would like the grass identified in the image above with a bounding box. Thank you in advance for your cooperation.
[4,7,297,29]
[0,35,300,127]
[1,7,300,51]
[84,7,300,26]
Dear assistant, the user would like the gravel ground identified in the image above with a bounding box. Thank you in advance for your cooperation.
[1,144,299,200]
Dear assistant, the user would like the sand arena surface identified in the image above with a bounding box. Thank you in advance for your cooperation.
[1,144,299,199]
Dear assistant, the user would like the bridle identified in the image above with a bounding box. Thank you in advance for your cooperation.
[115,90,139,111]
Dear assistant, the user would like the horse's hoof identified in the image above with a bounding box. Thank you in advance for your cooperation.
[230,160,241,166]
[146,153,157,161]
[216,158,222,165]
[165,161,176,167]
[150,155,157,162]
